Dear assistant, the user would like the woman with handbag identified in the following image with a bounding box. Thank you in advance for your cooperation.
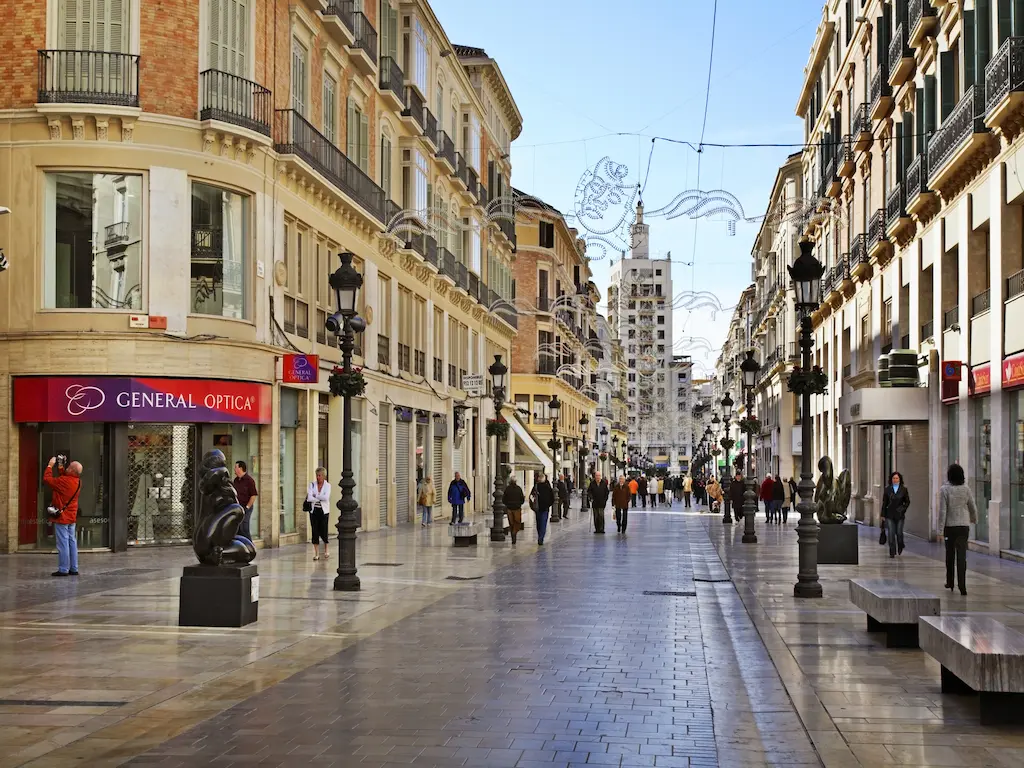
[305,467,332,561]
[418,476,435,526]
[530,472,554,546]
[881,471,910,558]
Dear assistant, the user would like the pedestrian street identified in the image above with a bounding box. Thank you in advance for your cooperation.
[3,506,1024,767]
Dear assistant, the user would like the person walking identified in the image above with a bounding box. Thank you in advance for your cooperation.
[788,477,799,519]
[556,472,570,521]
[881,471,910,558]
[447,471,471,524]
[730,470,746,520]
[503,476,526,545]
[232,461,258,541]
[760,475,775,523]
[530,472,554,545]
[772,475,785,525]
[305,467,332,560]
[683,474,693,508]
[707,476,723,514]
[694,476,705,508]
[612,475,631,534]
[659,476,667,506]
[44,456,83,577]
[588,471,610,534]
[939,463,976,595]
[418,475,435,526]
[637,475,648,508]
[628,475,639,508]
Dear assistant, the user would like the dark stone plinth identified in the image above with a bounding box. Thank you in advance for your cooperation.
[453,534,478,547]
[867,615,920,648]
[817,522,859,565]
[179,563,259,627]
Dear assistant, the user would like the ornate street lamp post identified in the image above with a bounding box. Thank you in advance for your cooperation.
[611,435,619,476]
[327,251,365,591]
[790,239,825,598]
[720,393,735,523]
[599,425,608,476]
[740,351,761,544]
[488,354,508,543]
[548,394,562,521]
[579,414,590,508]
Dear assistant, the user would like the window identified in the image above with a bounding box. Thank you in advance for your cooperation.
[207,0,248,74]
[411,18,428,94]
[463,112,481,172]
[190,182,249,319]
[323,73,337,143]
[433,307,444,382]
[398,286,412,373]
[45,172,143,310]
[882,298,893,349]
[379,0,397,58]
[291,39,307,115]
[379,274,392,366]
[657,315,665,325]
[59,0,128,52]
[539,220,555,248]
[403,148,428,213]
[380,130,393,200]
[435,82,444,129]
[469,217,481,274]
[347,98,369,173]
[657,330,665,340]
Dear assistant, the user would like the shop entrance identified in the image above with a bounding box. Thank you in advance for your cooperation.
[126,424,197,546]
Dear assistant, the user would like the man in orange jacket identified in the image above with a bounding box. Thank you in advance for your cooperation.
[44,456,83,577]
[628,476,639,508]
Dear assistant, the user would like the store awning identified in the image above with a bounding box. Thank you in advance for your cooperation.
[838,387,929,426]
[507,411,552,476]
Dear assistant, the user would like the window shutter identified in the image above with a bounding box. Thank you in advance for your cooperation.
[103,0,126,53]
[925,75,937,135]
[229,0,247,74]
[893,123,904,187]
[390,8,399,62]
[359,113,369,173]
[939,53,955,120]
[999,0,1012,43]
[209,0,223,70]
[964,10,976,89]
[379,1,388,55]
[381,136,392,198]
[1015,0,1024,37]
[916,88,926,154]
[347,98,357,159]
[976,0,991,78]
[902,112,913,174]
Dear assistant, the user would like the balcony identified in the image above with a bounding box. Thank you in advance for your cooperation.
[1009,268,1024,300]
[384,198,401,228]
[347,12,377,75]
[478,181,489,209]
[467,166,479,201]
[438,247,456,282]
[378,334,391,368]
[837,136,855,177]
[943,306,959,331]
[985,37,1024,131]
[400,85,424,129]
[452,151,469,192]
[971,293,991,365]
[867,208,890,261]
[971,288,991,317]
[436,130,456,172]
[321,1,356,46]
[423,108,438,149]
[927,85,989,191]
[455,261,469,292]
[854,103,873,151]
[921,319,934,340]
[424,234,438,268]
[378,56,405,111]
[908,0,938,48]
[870,68,893,119]
[468,272,480,303]
[905,149,934,215]
[199,69,272,136]
[850,233,869,278]
[824,154,842,198]
[888,23,914,87]
[104,220,130,249]
[274,109,386,225]
[885,183,911,237]
[37,50,140,108]
[537,360,557,376]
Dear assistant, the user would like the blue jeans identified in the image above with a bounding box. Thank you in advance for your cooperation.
[887,517,905,556]
[451,504,464,523]
[420,505,432,524]
[54,523,78,573]
[535,508,549,543]
[239,507,254,540]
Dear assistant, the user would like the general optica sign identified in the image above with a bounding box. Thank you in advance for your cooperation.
[13,377,272,424]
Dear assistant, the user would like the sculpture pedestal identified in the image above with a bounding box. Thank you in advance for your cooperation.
[179,564,259,627]
[448,522,479,547]
[818,523,859,565]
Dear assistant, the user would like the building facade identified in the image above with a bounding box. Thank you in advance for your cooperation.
[798,0,1024,555]
[0,0,521,552]
[509,191,598,486]
[608,203,676,470]
[714,285,755,472]
[672,354,694,473]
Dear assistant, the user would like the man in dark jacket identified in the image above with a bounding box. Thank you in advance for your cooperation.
[730,470,747,520]
[531,472,555,545]
[502,477,526,545]
[447,472,471,524]
[637,475,648,508]
[555,473,570,521]
[611,475,632,533]
[771,474,786,524]
[588,471,610,534]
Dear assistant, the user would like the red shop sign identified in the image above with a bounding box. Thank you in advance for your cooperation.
[282,354,319,384]
[1003,353,1024,390]
[970,364,991,397]
[13,377,273,424]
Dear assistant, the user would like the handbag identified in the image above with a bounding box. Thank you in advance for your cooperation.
[302,500,313,512]
[879,524,888,545]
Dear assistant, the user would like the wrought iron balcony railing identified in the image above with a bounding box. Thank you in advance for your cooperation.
[856,102,872,135]
[401,87,424,129]
[199,69,272,135]
[104,220,130,247]
[324,1,355,35]
[922,319,934,339]
[851,233,868,266]
[886,183,906,223]
[888,23,911,80]
[906,149,929,202]
[423,107,437,144]
[455,152,470,188]
[436,130,456,168]
[1009,268,1024,300]
[871,67,891,111]
[274,109,386,224]
[455,261,469,292]
[37,49,140,107]
[439,247,456,281]
[350,12,377,64]
[971,289,991,316]
[909,0,936,37]
[868,208,887,250]
[986,37,1024,113]
[384,199,401,227]
[943,306,959,331]
[838,136,855,175]
[928,85,987,182]
[378,56,405,105]
[424,234,437,267]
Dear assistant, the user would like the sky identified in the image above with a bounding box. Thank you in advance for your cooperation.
[432,0,824,378]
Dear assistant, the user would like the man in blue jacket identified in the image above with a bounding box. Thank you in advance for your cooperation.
[447,471,471,524]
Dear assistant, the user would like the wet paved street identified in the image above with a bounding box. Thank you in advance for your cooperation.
[5,504,1024,767]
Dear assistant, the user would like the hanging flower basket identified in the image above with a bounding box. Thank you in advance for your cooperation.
[788,365,829,396]
[711,448,721,457]
[328,366,366,398]
[738,416,761,435]
[485,417,510,439]
[719,437,735,451]
[598,451,608,461]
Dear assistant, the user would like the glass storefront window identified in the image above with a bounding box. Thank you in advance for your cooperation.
[206,424,261,538]
[45,172,144,310]
[127,425,196,545]
[279,426,297,534]
[190,182,250,319]
[947,403,960,465]
[1011,392,1024,552]
[974,397,992,542]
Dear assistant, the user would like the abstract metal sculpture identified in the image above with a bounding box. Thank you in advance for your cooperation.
[814,456,852,524]
[192,449,257,566]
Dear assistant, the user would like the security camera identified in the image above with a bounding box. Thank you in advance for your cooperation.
[325,312,344,335]
[349,315,367,333]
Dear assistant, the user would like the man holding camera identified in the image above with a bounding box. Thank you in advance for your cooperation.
[44,455,83,577]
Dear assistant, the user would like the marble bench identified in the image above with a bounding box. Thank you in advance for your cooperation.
[920,616,1024,725]
[447,521,479,547]
[849,578,940,648]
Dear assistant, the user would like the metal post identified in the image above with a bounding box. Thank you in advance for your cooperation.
[490,390,507,542]
[334,316,360,591]
[794,313,823,597]
[722,437,733,524]
[742,390,758,544]
[551,422,561,521]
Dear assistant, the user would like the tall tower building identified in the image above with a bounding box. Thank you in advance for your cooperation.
[608,202,675,470]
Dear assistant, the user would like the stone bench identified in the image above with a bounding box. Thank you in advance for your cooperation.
[920,616,1024,726]
[849,578,940,648]
[447,521,480,547]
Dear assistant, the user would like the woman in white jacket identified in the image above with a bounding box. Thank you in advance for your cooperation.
[306,467,332,561]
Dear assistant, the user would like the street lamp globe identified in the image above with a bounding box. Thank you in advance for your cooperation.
[741,350,760,391]
[330,251,363,316]
[612,435,619,445]
[721,392,734,420]
[579,414,589,429]
[488,354,507,392]
[549,394,561,418]
[711,413,721,429]
[789,239,825,313]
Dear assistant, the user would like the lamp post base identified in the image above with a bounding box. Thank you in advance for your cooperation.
[742,532,758,543]
[793,581,823,598]
[490,526,506,542]
[333,574,361,591]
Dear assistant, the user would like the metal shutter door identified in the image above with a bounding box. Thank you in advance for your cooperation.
[453,442,463,479]
[395,420,411,525]
[378,423,389,527]
[432,436,443,495]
